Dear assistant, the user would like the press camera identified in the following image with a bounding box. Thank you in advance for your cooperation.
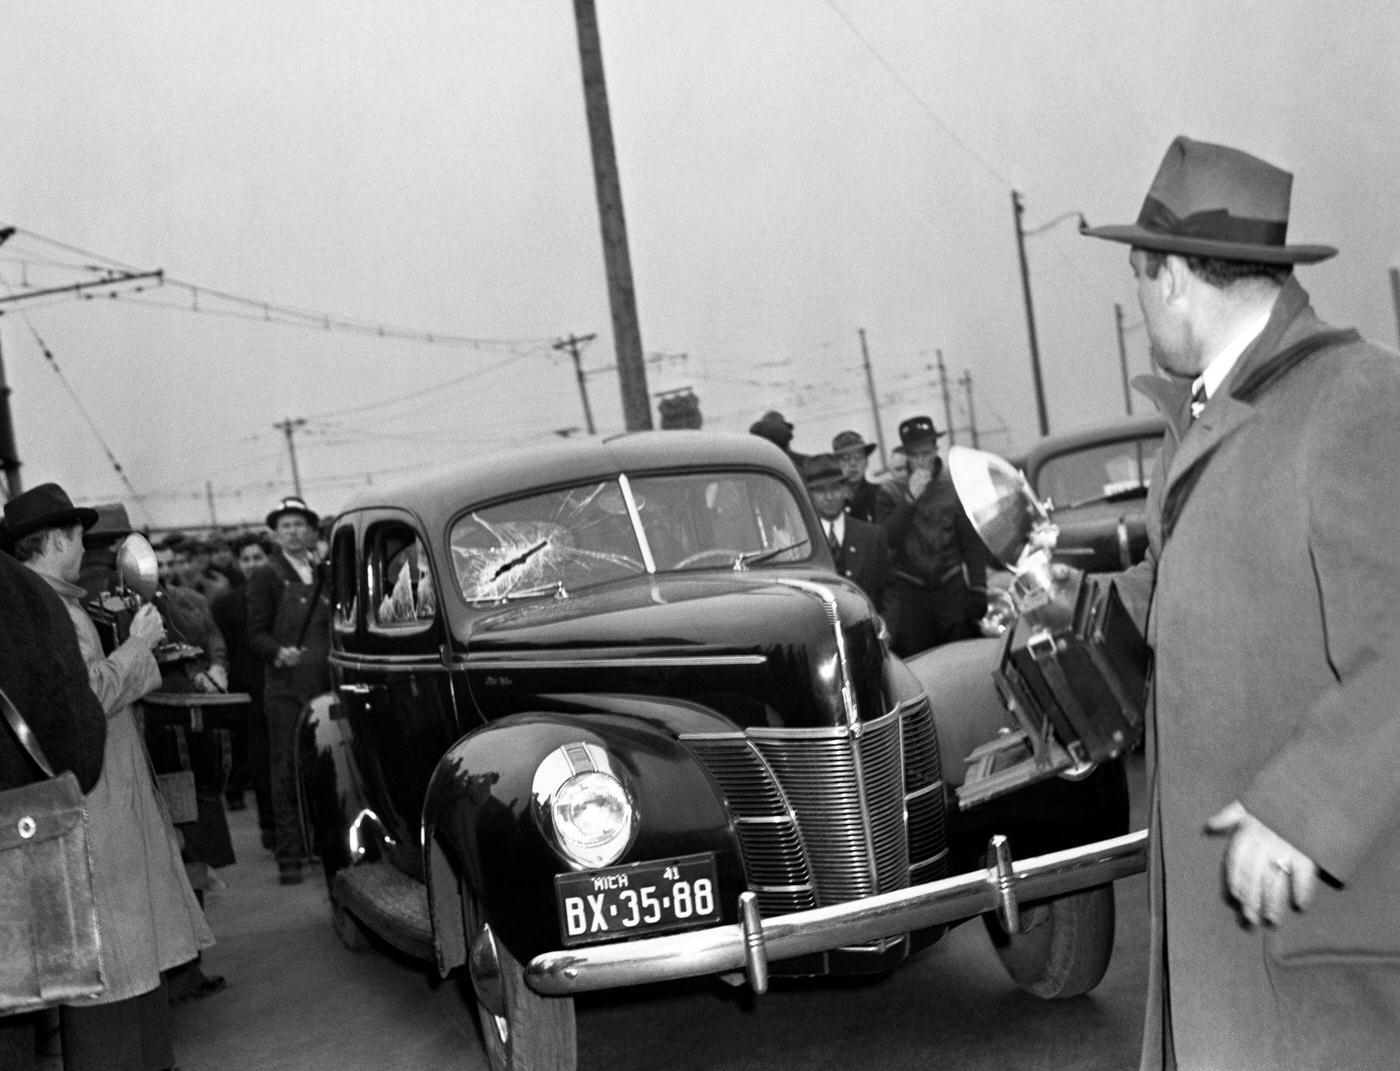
[86,532,203,665]
[948,445,1150,807]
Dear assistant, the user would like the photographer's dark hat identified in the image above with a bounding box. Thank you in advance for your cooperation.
[898,415,942,450]
[831,430,877,458]
[0,483,99,550]
[265,495,319,530]
[801,453,846,489]
[749,410,795,448]
[1083,135,1336,265]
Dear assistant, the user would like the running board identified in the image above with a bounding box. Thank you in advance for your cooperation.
[333,862,435,962]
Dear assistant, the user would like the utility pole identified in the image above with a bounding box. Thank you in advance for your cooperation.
[1114,303,1135,416]
[857,328,890,472]
[1011,191,1050,437]
[935,349,956,445]
[0,333,20,500]
[572,0,652,431]
[1390,267,1400,350]
[554,333,598,435]
[275,417,307,498]
[205,481,218,526]
[959,370,980,448]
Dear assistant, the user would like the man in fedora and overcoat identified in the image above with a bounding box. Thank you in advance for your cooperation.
[802,454,898,630]
[874,415,988,655]
[246,494,329,885]
[2,483,211,1071]
[1087,135,1400,1070]
[831,429,881,524]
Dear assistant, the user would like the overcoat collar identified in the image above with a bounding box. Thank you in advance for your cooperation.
[1133,277,1354,542]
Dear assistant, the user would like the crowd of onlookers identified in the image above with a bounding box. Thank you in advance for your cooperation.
[749,408,990,655]
[0,485,327,1071]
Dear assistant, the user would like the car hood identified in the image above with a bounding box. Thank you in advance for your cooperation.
[461,570,887,730]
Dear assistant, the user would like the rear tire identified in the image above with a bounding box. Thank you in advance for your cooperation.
[983,883,1115,998]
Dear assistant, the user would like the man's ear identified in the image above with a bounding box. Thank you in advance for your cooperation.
[1161,254,1193,308]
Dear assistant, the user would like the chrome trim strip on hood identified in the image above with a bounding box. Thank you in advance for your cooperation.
[766,577,857,728]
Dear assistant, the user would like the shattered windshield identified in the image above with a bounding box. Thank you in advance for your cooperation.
[451,471,810,604]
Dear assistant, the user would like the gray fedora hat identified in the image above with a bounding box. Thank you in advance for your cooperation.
[1083,135,1336,265]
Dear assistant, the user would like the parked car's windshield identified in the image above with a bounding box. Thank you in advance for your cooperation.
[1035,436,1160,518]
[450,471,810,603]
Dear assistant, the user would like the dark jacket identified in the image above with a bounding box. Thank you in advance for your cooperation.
[829,514,898,629]
[212,584,265,702]
[875,460,987,596]
[844,478,881,525]
[1115,277,1400,1070]
[246,551,330,696]
[0,553,106,791]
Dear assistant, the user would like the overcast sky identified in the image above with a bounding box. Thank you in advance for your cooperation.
[3,1,1398,529]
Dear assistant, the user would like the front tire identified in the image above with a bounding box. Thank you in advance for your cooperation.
[983,884,1115,998]
[469,907,577,1071]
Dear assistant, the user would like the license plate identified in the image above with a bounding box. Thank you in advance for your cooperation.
[555,853,721,947]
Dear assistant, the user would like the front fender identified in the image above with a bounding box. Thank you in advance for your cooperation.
[902,637,1012,789]
[423,709,745,965]
[903,637,1130,869]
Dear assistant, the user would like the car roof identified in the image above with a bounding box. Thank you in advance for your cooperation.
[333,430,800,532]
[1014,412,1167,476]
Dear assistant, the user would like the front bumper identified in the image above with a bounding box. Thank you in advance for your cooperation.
[527,827,1147,996]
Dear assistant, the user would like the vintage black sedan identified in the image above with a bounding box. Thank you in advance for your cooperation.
[298,430,1145,1071]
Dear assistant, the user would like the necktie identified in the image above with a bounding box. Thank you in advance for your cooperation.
[826,522,841,554]
[1189,382,1207,420]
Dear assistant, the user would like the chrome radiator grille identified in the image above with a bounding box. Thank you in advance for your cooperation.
[681,696,947,919]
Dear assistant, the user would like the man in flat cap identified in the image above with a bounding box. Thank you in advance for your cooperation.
[874,415,988,656]
[246,495,329,885]
[1086,136,1400,1070]
[831,429,881,524]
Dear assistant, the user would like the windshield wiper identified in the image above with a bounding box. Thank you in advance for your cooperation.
[735,537,810,570]
[1057,482,1149,511]
[498,580,569,602]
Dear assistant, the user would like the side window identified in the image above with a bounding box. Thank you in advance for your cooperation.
[369,522,436,629]
[330,526,358,635]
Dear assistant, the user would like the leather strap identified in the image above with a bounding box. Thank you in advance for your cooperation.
[0,685,57,780]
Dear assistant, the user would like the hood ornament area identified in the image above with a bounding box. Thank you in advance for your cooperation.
[947,446,1149,809]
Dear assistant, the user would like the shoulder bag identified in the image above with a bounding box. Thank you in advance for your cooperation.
[0,685,105,1012]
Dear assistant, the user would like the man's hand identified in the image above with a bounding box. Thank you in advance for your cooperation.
[128,604,166,651]
[908,469,932,499]
[193,665,228,693]
[274,646,304,668]
[1206,801,1318,926]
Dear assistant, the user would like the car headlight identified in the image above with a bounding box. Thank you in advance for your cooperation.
[532,742,637,869]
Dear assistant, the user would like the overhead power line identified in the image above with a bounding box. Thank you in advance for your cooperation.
[0,224,556,355]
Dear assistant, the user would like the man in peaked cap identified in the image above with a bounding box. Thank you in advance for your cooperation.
[1087,136,1400,1071]
[873,416,987,656]
[831,429,881,524]
[246,495,329,886]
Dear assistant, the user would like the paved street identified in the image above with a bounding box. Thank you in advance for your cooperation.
[172,754,1147,1071]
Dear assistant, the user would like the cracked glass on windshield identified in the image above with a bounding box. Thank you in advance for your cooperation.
[450,472,809,604]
